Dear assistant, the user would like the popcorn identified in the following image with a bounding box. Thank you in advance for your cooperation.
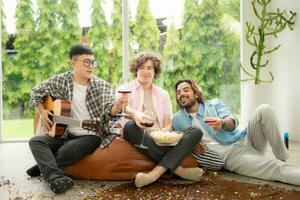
[149,130,183,144]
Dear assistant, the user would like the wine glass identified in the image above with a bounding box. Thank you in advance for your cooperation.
[204,106,218,124]
[135,111,155,149]
[117,77,131,116]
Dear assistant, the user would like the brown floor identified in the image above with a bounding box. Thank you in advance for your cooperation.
[87,172,300,200]
[0,141,299,199]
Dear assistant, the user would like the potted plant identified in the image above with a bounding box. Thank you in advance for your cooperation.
[241,0,296,126]
[241,0,296,85]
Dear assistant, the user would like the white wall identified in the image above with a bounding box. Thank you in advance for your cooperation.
[241,0,300,142]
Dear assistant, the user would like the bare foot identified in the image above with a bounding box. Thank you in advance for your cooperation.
[175,167,203,181]
[135,173,156,188]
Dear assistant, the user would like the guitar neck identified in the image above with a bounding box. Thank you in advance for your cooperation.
[52,115,82,127]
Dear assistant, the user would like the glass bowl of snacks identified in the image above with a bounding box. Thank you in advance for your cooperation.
[149,130,183,146]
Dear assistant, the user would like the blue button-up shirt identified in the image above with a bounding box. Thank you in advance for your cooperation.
[172,99,246,145]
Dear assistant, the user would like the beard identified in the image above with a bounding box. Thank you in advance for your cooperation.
[179,96,196,109]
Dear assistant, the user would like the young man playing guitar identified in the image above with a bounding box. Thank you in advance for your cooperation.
[27,44,128,193]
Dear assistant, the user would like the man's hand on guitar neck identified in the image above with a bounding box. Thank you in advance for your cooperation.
[37,103,53,132]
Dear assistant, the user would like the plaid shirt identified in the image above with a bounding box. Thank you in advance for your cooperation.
[30,71,117,148]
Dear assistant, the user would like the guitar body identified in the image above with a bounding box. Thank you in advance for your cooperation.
[45,96,71,137]
[35,96,100,137]
[36,96,71,137]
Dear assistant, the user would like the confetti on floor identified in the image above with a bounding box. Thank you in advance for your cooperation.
[83,172,300,200]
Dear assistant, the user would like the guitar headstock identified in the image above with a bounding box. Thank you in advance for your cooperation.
[82,119,101,132]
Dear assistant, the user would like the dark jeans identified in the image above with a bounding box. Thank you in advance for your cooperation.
[29,134,101,183]
[124,121,203,172]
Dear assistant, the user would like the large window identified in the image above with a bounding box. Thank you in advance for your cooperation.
[1,0,240,141]
[127,0,241,113]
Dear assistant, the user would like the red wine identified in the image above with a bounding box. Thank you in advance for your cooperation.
[118,90,131,94]
[204,118,217,123]
[141,122,154,127]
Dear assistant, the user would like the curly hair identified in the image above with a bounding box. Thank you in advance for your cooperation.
[174,80,206,106]
[130,51,162,79]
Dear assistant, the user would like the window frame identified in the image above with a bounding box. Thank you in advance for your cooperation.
[0,0,242,142]
[0,0,131,142]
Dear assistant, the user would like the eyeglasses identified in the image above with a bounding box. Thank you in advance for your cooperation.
[76,59,97,68]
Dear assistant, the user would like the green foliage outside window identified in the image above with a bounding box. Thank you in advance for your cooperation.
[179,0,203,71]
[224,0,240,22]
[192,0,225,98]
[110,0,123,85]
[162,0,240,113]
[1,0,241,120]
[161,22,182,110]
[58,0,81,73]
[1,0,9,64]
[4,0,37,118]
[162,22,181,68]
[1,0,13,119]
[88,0,110,80]
[36,0,62,78]
[134,0,160,52]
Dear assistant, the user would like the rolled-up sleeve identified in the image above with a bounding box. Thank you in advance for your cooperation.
[103,85,117,120]
[215,99,239,129]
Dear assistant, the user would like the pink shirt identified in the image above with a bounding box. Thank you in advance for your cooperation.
[117,79,172,129]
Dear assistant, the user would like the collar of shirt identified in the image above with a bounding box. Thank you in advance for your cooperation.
[132,78,155,90]
[182,102,205,120]
[68,72,97,100]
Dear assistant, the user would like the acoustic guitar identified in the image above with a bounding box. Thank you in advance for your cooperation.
[35,96,100,137]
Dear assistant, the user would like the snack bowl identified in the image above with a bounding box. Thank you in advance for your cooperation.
[149,130,183,146]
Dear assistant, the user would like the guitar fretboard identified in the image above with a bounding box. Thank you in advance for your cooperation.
[52,115,81,127]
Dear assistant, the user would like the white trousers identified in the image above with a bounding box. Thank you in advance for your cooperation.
[224,104,300,186]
